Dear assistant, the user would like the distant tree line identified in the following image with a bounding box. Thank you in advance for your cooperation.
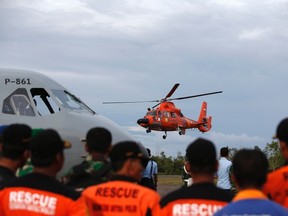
[151,151,185,175]
[151,141,284,175]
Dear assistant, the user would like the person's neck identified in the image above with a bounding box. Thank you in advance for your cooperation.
[191,174,215,184]
[116,169,138,182]
[33,167,57,178]
[238,185,262,191]
[89,152,108,160]
[0,158,19,173]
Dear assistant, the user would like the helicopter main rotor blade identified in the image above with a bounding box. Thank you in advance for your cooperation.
[152,102,161,109]
[164,83,180,99]
[103,100,160,104]
[168,91,223,101]
[103,83,180,105]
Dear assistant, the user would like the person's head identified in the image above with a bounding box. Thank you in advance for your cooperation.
[109,141,149,182]
[30,129,71,174]
[274,118,288,160]
[85,127,112,155]
[220,147,229,157]
[185,138,217,176]
[1,124,32,166]
[232,149,268,189]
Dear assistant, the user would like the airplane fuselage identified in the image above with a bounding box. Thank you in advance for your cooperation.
[0,69,135,175]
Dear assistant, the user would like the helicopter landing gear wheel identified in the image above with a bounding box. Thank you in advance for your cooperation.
[179,131,182,135]
[163,132,167,139]
[146,129,151,133]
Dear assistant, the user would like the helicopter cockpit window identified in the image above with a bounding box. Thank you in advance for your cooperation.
[31,88,60,116]
[51,90,95,114]
[146,110,156,117]
[2,88,35,116]
[162,111,170,117]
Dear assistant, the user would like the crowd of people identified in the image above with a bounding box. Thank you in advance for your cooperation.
[0,117,287,215]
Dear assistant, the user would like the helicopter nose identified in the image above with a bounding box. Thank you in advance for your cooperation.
[137,118,149,125]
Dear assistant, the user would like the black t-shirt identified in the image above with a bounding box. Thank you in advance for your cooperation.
[0,165,15,188]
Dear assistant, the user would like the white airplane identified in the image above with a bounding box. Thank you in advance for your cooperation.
[0,68,135,175]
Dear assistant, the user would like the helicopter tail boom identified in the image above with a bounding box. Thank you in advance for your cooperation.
[197,101,212,132]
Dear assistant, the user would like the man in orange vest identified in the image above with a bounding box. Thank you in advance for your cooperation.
[82,141,160,216]
[0,129,86,216]
[158,138,234,216]
[263,117,288,207]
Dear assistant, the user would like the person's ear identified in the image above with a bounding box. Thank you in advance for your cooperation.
[108,144,112,153]
[19,150,30,167]
[55,152,64,170]
[121,158,134,176]
[23,149,29,160]
[231,174,239,190]
[184,162,191,173]
[105,144,112,155]
[85,143,89,152]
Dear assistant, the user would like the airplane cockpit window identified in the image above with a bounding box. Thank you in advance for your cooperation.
[52,90,95,114]
[2,88,35,116]
[11,95,35,116]
[31,88,60,116]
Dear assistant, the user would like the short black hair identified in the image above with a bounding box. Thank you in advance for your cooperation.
[186,138,217,175]
[2,124,32,160]
[232,149,268,188]
[220,147,229,157]
[30,129,68,167]
[86,127,112,153]
[110,141,149,171]
[275,118,288,143]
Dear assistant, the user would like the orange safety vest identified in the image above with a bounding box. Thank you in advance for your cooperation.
[82,180,160,216]
[263,165,288,207]
[158,182,234,216]
[0,173,87,216]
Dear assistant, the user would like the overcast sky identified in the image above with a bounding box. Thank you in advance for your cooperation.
[1,0,288,157]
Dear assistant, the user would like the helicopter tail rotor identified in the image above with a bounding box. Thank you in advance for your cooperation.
[197,101,212,132]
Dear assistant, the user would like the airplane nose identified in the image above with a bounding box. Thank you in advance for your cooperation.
[137,118,149,125]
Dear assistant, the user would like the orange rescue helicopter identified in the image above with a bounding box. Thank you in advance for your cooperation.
[103,83,222,139]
